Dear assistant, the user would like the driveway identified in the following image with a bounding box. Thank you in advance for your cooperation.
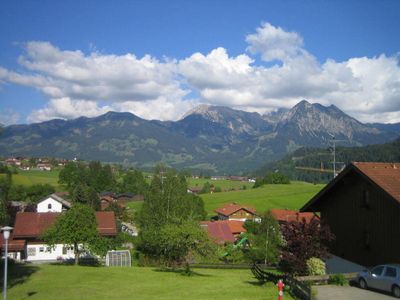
[314,285,395,300]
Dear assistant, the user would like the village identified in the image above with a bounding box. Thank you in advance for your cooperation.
[0,158,399,299]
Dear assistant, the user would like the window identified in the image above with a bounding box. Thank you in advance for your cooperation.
[39,247,44,253]
[46,247,52,253]
[362,190,370,208]
[27,247,36,257]
[62,246,67,255]
[385,267,397,278]
[48,203,52,210]
[371,266,384,277]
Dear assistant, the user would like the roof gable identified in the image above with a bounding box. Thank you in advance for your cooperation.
[215,203,256,216]
[38,193,71,208]
[301,162,400,212]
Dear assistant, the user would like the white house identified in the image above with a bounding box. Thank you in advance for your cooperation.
[4,211,117,262]
[36,194,71,213]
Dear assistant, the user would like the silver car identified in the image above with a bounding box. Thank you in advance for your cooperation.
[357,264,400,298]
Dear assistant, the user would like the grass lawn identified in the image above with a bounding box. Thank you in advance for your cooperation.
[7,264,293,300]
[126,181,324,217]
[201,181,324,216]
[10,170,61,189]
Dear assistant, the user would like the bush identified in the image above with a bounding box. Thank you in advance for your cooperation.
[328,274,348,286]
[306,257,326,276]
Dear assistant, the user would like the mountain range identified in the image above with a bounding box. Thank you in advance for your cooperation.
[0,100,399,174]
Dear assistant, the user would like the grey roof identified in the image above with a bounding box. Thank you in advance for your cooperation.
[39,193,71,208]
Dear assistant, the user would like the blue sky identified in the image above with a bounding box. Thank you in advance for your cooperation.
[1,0,400,125]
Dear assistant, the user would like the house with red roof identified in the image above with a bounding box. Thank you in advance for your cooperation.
[200,220,246,244]
[301,162,400,267]
[270,209,317,224]
[2,211,117,262]
[215,203,260,222]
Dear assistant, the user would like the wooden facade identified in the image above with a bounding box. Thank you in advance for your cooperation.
[301,162,400,267]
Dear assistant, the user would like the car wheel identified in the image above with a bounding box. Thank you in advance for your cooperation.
[359,278,367,289]
[392,285,400,298]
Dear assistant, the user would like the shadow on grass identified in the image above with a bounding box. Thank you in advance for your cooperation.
[49,257,101,267]
[244,280,266,286]
[153,267,212,277]
[0,260,39,292]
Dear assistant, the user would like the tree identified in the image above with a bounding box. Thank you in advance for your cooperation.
[42,204,107,265]
[119,169,148,194]
[0,171,12,225]
[280,218,335,275]
[137,169,209,267]
[244,211,282,264]
[58,161,88,192]
[254,172,290,188]
[71,184,100,210]
[158,221,212,268]
[25,184,55,203]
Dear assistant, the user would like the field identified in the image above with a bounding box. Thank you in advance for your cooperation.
[7,264,293,300]
[188,178,254,190]
[127,181,324,216]
[9,170,61,188]
[200,181,324,215]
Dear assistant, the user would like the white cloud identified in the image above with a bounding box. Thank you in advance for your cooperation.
[27,98,112,123]
[246,22,307,63]
[1,23,400,123]
[0,108,20,125]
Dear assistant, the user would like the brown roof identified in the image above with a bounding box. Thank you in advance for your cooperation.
[0,234,26,251]
[271,209,316,223]
[301,162,400,212]
[215,203,256,217]
[353,162,400,202]
[200,221,235,244]
[14,212,59,238]
[201,220,246,236]
[13,211,117,238]
[96,211,117,236]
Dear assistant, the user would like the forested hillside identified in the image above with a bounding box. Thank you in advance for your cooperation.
[256,138,400,183]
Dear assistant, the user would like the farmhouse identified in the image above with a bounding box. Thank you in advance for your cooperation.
[301,162,400,267]
[215,203,260,222]
[37,193,71,213]
[2,211,117,262]
[201,220,246,244]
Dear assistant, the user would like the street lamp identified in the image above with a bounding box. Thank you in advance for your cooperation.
[1,226,13,300]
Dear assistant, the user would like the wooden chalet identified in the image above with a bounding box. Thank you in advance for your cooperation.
[215,203,260,222]
[301,162,400,267]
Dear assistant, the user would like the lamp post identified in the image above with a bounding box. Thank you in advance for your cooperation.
[1,226,13,300]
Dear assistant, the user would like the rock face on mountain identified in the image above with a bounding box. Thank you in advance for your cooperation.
[0,101,398,174]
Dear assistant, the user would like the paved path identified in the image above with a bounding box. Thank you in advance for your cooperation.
[314,285,395,300]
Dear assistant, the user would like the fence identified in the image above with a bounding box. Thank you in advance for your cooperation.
[251,263,312,300]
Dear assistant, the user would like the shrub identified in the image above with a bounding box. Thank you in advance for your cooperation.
[306,257,326,276]
[328,274,348,286]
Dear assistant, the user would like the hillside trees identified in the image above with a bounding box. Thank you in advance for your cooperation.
[59,161,116,193]
[253,172,290,188]
[137,169,210,267]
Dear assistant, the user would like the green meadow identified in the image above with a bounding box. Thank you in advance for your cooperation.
[9,169,61,188]
[7,264,293,300]
[200,181,324,215]
[127,181,324,216]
